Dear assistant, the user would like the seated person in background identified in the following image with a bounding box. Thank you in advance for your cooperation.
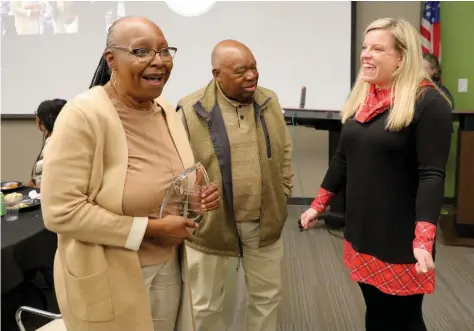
[28,98,67,187]
[41,16,219,331]
[423,52,455,109]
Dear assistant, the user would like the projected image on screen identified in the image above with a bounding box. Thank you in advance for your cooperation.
[0,1,125,36]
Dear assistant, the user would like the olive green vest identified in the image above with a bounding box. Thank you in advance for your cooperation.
[177,80,290,257]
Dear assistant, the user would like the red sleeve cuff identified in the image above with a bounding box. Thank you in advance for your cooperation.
[310,187,335,213]
[413,221,437,254]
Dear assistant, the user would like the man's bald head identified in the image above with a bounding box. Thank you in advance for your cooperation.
[106,16,164,47]
[211,39,255,69]
[211,39,259,103]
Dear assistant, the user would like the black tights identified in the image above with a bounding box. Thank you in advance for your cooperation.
[358,282,428,331]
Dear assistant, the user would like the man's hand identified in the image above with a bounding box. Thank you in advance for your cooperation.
[193,167,220,214]
[413,248,435,274]
[200,183,220,211]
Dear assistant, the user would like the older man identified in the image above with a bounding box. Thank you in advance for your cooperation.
[177,39,293,331]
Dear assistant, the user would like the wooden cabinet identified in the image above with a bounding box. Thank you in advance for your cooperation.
[454,112,474,238]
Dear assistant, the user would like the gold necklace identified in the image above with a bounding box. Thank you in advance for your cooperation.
[110,81,153,112]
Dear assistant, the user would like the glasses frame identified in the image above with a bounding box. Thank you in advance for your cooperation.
[110,46,178,63]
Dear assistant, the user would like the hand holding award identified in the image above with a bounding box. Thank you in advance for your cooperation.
[145,163,220,246]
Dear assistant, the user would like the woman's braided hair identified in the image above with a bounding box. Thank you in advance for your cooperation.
[89,18,124,88]
[89,57,110,88]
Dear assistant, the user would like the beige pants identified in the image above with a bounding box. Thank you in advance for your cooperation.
[187,221,284,331]
[142,256,182,331]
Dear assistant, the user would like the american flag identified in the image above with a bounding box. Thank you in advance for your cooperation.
[420,1,441,59]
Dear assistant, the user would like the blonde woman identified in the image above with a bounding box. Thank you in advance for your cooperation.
[300,18,452,331]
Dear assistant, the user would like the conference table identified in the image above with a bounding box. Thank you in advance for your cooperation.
[1,187,56,295]
[284,108,345,218]
[284,108,474,237]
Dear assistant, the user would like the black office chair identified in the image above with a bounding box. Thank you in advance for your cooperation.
[15,307,64,331]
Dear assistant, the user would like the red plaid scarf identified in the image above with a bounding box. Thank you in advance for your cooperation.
[355,80,434,123]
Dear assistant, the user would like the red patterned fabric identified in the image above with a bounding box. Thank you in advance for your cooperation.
[413,221,436,253]
[343,239,435,296]
[355,80,435,124]
[310,189,437,296]
[310,187,335,213]
[355,85,392,123]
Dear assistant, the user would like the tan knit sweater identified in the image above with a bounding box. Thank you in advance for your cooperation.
[216,85,262,222]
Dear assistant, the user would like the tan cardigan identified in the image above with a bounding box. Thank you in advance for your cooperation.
[41,87,196,331]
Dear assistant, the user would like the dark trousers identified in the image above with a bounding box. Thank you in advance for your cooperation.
[358,282,428,331]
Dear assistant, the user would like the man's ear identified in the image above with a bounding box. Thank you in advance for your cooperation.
[212,68,220,81]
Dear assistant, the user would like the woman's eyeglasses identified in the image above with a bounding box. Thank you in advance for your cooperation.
[111,46,177,63]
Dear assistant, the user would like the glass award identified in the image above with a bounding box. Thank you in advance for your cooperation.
[159,162,210,223]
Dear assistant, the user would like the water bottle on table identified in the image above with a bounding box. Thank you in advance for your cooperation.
[3,192,23,221]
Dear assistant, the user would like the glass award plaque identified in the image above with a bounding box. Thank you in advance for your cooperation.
[159,162,210,223]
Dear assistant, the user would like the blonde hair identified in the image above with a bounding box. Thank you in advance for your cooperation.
[342,18,448,132]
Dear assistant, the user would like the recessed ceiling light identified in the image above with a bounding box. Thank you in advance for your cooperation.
[165,0,216,17]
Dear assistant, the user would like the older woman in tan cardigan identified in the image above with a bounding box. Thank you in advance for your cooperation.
[41,17,220,331]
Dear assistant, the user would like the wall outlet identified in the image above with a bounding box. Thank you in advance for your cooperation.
[458,78,468,93]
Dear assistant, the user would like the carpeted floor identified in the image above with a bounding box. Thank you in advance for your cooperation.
[4,206,474,331]
[226,205,474,331]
